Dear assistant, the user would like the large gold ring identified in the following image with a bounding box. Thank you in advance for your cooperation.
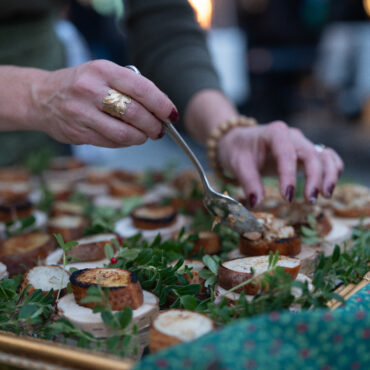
[102,89,132,118]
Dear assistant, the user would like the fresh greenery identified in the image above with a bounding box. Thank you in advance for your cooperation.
[5,215,37,238]
[299,214,322,245]
[22,147,53,175]
[111,233,201,308]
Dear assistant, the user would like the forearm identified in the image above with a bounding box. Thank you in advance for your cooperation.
[0,66,48,132]
[184,89,238,144]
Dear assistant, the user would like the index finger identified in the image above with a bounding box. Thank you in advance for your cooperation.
[103,63,178,123]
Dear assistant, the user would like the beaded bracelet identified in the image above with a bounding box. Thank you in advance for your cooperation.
[206,115,258,184]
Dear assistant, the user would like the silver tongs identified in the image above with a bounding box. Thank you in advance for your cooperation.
[126,65,264,235]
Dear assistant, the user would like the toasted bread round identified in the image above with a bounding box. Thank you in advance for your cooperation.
[48,215,88,242]
[0,167,30,182]
[215,272,313,306]
[149,310,214,353]
[66,233,118,262]
[0,181,31,201]
[45,180,73,201]
[109,179,145,198]
[21,265,69,297]
[58,290,158,338]
[218,256,301,295]
[188,230,220,255]
[131,204,177,230]
[239,234,301,257]
[74,182,108,198]
[0,198,33,222]
[332,184,370,218]
[49,157,85,171]
[70,268,143,310]
[0,232,55,276]
[86,167,114,184]
[170,198,205,214]
[52,201,84,217]
[240,212,301,257]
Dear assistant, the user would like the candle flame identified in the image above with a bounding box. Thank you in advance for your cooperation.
[188,0,213,29]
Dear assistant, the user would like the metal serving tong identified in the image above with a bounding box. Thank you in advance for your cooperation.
[126,65,264,235]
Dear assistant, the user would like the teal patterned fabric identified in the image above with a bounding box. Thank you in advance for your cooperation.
[136,286,370,370]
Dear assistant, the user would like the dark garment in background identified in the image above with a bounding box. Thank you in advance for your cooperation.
[0,0,68,165]
[125,0,221,116]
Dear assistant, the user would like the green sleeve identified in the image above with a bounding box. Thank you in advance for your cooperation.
[125,0,221,116]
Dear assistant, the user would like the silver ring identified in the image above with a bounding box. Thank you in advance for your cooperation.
[314,144,326,153]
[125,65,141,75]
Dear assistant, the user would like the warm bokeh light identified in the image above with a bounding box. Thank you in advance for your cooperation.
[188,0,213,29]
[364,0,370,17]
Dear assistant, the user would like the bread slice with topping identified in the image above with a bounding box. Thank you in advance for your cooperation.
[66,233,118,262]
[48,215,88,242]
[0,231,55,275]
[20,265,69,297]
[218,255,301,295]
[331,184,370,218]
[131,204,177,230]
[149,310,214,353]
[70,268,143,310]
[240,212,301,257]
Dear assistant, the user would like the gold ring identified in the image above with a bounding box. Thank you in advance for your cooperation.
[102,89,132,118]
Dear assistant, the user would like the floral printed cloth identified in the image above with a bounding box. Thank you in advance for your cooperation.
[135,286,370,370]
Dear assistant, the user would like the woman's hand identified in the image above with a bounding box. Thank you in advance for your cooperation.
[30,60,178,147]
[218,121,344,206]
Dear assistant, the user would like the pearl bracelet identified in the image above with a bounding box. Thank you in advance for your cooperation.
[206,115,258,184]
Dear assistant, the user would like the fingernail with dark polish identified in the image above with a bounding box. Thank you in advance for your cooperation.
[285,185,295,202]
[326,183,335,198]
[309,188,319,204]
[157,127,165,139]
[249,193,257,208]
[168,108,179,123]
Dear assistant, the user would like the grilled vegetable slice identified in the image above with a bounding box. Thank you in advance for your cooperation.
[218,255,301,295]
[70,268,143,310]
[131,204,177,230]
[149,310,214,353]
[0,231,55,276]
[0,198,33,222]
[21,265,69,297]
[48,215,88,242]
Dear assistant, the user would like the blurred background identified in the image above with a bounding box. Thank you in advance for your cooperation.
[11,0,370,183]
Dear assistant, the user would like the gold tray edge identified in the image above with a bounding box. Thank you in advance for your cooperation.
[0,330,134,370]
